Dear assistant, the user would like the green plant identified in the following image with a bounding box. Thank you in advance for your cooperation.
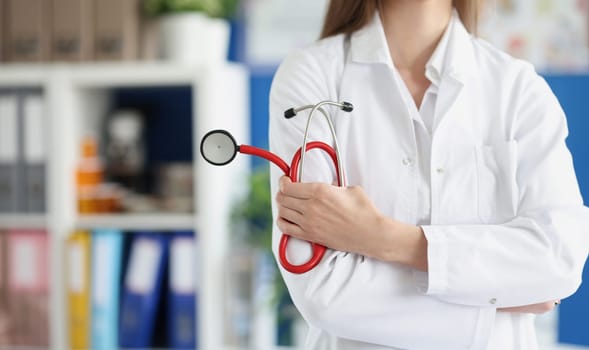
[231,167,289,303]
[231,168,273,248]
[231,167,303,346]
[143,0,239,19]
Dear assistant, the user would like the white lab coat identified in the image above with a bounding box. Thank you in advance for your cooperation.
[268,10,589,350]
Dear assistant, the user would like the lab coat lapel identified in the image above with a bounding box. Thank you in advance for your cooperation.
[432,14,477,140]
[433,74,464,134]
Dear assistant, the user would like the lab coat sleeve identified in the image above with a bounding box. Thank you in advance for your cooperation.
[269,48,496,349]
[421,64,589,308]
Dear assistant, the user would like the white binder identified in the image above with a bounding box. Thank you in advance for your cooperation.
[0,93,22,212]
[22,93,46,213]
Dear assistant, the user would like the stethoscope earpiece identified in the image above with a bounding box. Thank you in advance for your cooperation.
[284,108,297,119]
[342,101,354,112]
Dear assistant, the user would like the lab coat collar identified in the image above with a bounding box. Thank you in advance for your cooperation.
[425,13,452,87]
[349,9,476,83]
[349,10,392,66]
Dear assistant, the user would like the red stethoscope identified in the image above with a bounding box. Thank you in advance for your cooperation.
[200,100,353,274]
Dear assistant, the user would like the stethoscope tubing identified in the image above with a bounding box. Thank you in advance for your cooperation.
[239,141,340,274]
[203,100,352,274]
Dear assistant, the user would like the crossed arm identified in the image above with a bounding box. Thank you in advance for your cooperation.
[275,176,561,314]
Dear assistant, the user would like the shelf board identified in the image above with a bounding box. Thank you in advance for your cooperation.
[0,64,49,86]
[0,214,48,229]
[76,213,197,231]
[0,62,243,88]
[71,62,203,88]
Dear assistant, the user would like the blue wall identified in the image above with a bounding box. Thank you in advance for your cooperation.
[544,75,589,346]
[249,66,277,169]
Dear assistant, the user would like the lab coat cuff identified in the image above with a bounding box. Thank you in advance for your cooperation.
[420,225,448,295]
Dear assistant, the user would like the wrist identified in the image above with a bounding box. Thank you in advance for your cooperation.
[377,219,428,271]
[371,215,397,261]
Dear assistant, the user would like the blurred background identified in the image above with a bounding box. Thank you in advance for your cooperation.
[0,0,587,349]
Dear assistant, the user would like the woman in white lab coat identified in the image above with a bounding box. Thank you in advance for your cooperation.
[269,0,589,349]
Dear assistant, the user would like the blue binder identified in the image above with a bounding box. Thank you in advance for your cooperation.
[119,232,169,348]
[91,229,124,350]
[168,231,198,349]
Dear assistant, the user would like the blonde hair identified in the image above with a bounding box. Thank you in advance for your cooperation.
[320,0,483,39]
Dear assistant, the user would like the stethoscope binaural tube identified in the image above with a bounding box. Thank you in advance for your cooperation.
[286,100,352,185]
[200,100,353,274]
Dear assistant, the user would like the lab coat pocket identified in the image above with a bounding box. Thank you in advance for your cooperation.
[475,140,519,223]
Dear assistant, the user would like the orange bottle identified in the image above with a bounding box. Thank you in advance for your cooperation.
[76,136,103,214]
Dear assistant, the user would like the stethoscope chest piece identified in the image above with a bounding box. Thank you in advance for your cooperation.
[200,130,239,166]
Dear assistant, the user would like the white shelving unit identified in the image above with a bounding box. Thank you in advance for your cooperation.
[76,214,198,231]
[0,214,48,229]
[0,62,250,350]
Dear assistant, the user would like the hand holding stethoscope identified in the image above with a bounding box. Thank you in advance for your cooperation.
[200,100,353,274]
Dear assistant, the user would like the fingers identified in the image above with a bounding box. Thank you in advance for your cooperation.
[279,176,323,199]
[276,190,306,214]
[278,205,303,225]
[498,300,561,314]
[542,301,557,313]
[277,217,303,237]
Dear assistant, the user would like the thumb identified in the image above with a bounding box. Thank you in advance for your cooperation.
[279,175,292,192]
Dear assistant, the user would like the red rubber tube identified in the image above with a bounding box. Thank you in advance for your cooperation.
[239,144,290,175]
[239,142,341,274]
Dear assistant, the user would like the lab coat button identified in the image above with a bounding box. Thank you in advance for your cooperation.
[489,298,497,304]
[402,158,413,166]
[436,167,445,174]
